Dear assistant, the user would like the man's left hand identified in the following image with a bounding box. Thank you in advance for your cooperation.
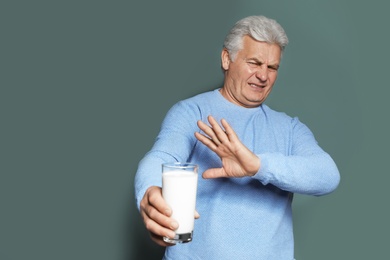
[194,115,260,179]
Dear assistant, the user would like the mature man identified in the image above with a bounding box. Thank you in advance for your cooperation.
[135,15,340,259]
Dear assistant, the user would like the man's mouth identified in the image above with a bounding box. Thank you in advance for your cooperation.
[249,83,266,89]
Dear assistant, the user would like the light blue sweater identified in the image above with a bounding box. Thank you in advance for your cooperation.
[135,89,340,260]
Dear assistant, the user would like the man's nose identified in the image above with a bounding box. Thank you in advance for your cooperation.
[255,66,268,82]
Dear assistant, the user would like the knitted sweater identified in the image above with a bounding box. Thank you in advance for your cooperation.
[135,89,340,260]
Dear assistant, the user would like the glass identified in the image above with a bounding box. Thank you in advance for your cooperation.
[162,162,198,244]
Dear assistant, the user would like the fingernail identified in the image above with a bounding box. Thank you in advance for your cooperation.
[167,230,176,239]
[164,208,171,216]
[170,221,179,230]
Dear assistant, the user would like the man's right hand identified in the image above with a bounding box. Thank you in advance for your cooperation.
[139,186,178,246]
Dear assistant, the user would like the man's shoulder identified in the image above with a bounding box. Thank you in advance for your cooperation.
[173,89,218,109]
[181,89,217,103]
[262,104,293,120]
[165,89,218,117]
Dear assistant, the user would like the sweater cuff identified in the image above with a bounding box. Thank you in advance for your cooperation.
[252,154,271,185]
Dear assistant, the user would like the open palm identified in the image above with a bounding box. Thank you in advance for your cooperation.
[194,116,260,179]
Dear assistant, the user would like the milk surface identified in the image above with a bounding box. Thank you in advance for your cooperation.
[162,170,198,234]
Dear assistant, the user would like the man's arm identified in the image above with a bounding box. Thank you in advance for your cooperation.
[134,100,201,245]
[253,117,340,195]
[195,115,340,195]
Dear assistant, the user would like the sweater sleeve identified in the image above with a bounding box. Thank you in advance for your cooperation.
[253,117,340,196]
[134,101,200,210]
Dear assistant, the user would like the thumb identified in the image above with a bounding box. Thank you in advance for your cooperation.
[202,168,226,179]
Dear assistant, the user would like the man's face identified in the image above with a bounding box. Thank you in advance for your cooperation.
[220,36,281,108]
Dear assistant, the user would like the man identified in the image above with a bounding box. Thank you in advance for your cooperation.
[135,15,340,259]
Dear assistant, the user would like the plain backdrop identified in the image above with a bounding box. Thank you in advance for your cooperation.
[1,1,389,259]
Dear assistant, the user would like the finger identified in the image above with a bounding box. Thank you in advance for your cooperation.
[197,120,221,146]
[207,116,229,144]
[202,168,226,179]
[150,232,176,247]
[142,202,178,230]
[147,186,172,217]
[141,210,177,240]
[195,210,200,219]
[141,187,179,232]
[220,118,239,142]
[194,131,218,151]
[147,190,179,230]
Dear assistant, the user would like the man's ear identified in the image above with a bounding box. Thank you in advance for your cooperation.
[221,48,231,71]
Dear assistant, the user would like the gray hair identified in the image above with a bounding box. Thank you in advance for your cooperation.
[223,15,289,60]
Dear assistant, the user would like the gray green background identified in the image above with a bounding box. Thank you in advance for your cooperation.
[1,0,389,259]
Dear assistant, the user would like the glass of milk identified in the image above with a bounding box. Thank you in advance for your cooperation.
[162,162,198,244]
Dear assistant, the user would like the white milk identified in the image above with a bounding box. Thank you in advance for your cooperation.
[162,170,198,234]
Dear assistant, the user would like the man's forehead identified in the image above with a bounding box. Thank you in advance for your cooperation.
[239,37,281,61]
